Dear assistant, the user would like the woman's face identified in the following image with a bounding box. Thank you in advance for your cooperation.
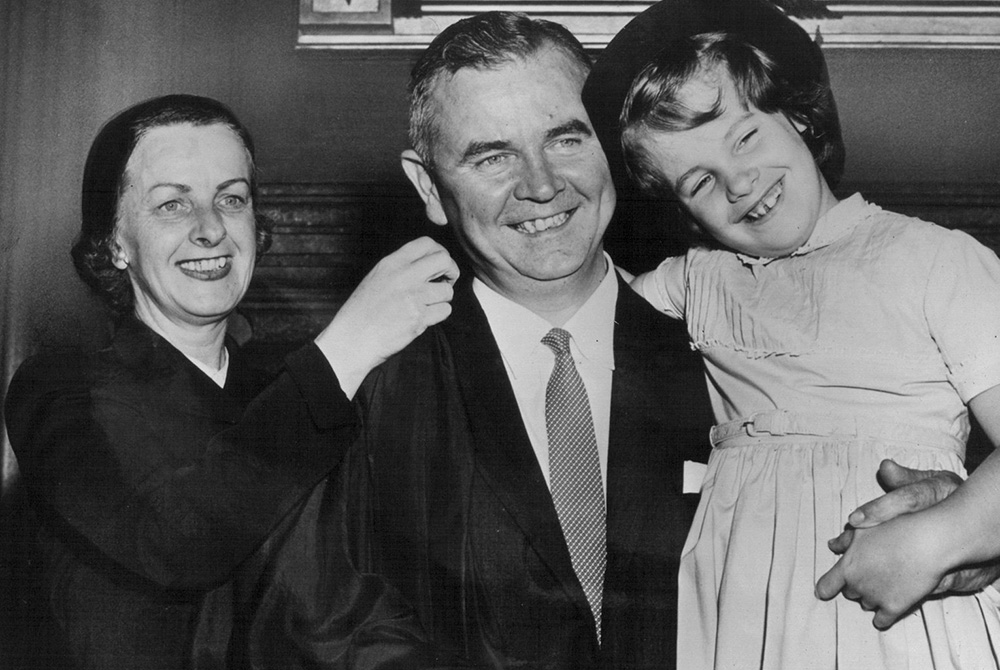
[113,123,257,331]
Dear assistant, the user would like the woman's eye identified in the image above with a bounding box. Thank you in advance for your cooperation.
[220,194,248,208]
[157,200,182,213]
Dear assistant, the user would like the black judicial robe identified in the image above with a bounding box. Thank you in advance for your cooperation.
[265,275,713,669]
[2,318,430,669]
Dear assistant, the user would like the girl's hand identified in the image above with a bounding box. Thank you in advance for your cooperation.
[815,509,956,629]
[315,237,459,398]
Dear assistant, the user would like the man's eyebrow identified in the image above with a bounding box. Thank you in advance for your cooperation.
[461,140,512,164]
[545,119,592,142]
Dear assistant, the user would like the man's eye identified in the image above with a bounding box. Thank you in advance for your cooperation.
[555,137,582,149]
[478,154,507,168]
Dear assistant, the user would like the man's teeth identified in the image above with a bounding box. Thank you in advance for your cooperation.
[512,211,570,234]
[745,182,783,222]
[179,257,229,272]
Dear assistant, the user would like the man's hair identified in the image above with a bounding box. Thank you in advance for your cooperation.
[620,32,841,198]
[408,11,591,169]
[72,93,272,317]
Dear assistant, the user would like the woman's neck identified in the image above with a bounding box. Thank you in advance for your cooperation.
[133,306,229,370]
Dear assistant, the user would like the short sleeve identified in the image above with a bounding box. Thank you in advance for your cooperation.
[630,256,687,320]
[924,229,1000,402]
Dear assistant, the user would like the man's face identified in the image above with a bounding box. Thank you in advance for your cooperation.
[404,45,616,304]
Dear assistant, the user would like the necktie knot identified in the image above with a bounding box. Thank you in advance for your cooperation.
[542,327,572,356]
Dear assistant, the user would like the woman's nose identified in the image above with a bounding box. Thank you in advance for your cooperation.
[190,208,227,246]
[514,155,564,202]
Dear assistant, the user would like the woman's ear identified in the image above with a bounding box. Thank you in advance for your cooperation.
[110,240,129,270]
[401,149,448,226]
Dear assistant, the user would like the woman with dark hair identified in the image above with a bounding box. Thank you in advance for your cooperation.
[3,94,458,669]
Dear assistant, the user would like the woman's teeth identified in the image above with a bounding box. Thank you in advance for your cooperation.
[512,211,570,234]
[179,257,229,272]
[745,182,783,222]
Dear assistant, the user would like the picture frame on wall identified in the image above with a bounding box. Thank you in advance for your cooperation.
[299,0,393,28]
[296,0,1000,49]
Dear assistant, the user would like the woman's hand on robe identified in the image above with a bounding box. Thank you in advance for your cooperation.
[316,237,459,398]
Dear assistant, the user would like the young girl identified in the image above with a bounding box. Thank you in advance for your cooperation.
[619,32,1000,669]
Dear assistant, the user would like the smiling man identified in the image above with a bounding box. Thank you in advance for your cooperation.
[337,11,713,669]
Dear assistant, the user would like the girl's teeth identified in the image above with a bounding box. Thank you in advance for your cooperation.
[747,183,782,221]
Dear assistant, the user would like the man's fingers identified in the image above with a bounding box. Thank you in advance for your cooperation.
[827,528,854,555]
[847,462,961,529]
[815,563,847,601]
[877,459,930,490]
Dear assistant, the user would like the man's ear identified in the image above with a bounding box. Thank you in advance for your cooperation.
[401,149,448,226]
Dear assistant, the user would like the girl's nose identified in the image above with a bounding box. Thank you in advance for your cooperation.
[725,165,759,202]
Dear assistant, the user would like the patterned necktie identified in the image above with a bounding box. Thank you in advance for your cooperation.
[541,327,607,643]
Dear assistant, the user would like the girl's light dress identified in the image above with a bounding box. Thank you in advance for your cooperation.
[635,194,1000,670]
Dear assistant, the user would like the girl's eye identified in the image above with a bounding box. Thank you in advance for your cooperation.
[690,174,713,196]
[738,129,759,149]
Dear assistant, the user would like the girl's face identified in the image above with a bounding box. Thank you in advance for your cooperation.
[636,68,838,259]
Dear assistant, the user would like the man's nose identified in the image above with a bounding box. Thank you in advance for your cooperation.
[190,207,227,246]
[514,155,564,202]
[725,164,759,202]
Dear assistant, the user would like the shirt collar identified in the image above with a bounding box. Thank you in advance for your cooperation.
[186,346,230,388]
[473,253,618,380]
[737,192,868,267]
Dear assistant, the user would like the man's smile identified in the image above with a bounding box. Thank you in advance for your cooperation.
[508,209,574,234]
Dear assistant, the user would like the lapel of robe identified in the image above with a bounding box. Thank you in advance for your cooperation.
[441,279,584,601]
[605,275,698,575]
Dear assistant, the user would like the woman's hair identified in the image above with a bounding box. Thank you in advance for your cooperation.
[620,32,842,198]
[408,11,591,171]
[71,93,272,317]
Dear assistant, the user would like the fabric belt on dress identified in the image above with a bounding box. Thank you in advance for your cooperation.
[710,409,964,454]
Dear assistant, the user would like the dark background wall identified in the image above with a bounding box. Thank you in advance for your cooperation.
[0,0,998,485]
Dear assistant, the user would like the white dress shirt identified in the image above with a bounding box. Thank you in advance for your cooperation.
[186,347,230,388]
[473,256,617,495]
